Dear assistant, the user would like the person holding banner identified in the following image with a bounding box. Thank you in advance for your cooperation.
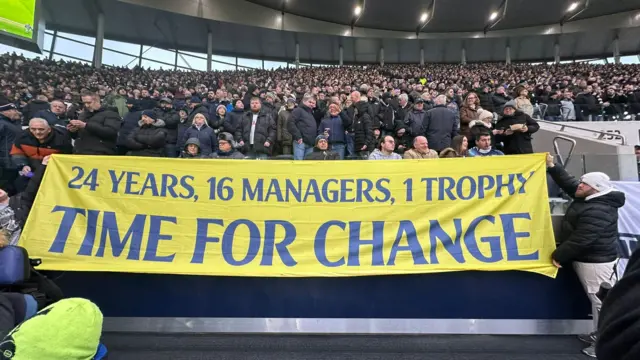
[546,154,626,357]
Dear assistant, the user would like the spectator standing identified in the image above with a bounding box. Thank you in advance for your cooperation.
[124,111,168,157]
[68,91,121,156]
[34,100,69,129]
[492,86,511,113]
[288,93,318,160]
[236,97,276,159]
[369,135,402,160]
[262,92,279,121]
[223,99,245,136]
[211,105,227,134]
[182,113,217,157]
[317,101,352,160]
[137,89,157,111]
[155,98,180,157]
[468,130,504,157]
[404,98,428,141]
[477,85,495,113]
[0,98,24,194]
[305,135,339,160]
[347,93,374,159]
[546,155,625,357]
[494,100,540,155]
[21,94,49,126]
[423,95,459,153]
[459,92,481,137]
[277,98,295,156]
[394,93,412,121]
[574,85,601,121]
[513,85,534,117]
[560,90,577,121]
[104,87,129,118]
[187,96,209,123]
[403,136,439,159]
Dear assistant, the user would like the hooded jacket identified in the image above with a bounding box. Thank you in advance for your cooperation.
[125,119,168,157]
[548,165,625,264]
[180,138,203,158]
[0,298,106,360]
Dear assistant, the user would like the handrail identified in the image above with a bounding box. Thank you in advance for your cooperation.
[535,118,627,145]
[552,135,577,167]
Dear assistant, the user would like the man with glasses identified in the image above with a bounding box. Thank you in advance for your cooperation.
[368,135,401,160]
[305,135,339,160]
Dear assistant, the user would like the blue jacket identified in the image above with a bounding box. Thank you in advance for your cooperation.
[181,124,217,156]
[317,111,352,144]
[34,109,68,128]
[468,147,504,157]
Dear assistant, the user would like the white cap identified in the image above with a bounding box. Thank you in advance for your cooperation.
[580,172,612,192]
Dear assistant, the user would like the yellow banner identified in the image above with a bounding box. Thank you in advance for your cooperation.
[20,154,557,278]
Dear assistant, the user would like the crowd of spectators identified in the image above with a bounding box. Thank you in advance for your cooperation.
[2,51,640,194]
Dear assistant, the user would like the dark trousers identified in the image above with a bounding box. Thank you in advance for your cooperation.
[0,293,38,339]
[165,143,179,158]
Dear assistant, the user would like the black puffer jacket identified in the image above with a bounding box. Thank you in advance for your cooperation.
[72,107,122,155]
[154,107,180,145]
[223,108,245,136]
[348,101,374,151]
[548,165,625,265]
[125,119,168,157]
[235,111,276,155]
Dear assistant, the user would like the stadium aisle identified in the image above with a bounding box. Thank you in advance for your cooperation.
[103,333,590,359]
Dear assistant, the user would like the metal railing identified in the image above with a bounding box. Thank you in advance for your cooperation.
[536,118,628,145]
[552,135,577,167]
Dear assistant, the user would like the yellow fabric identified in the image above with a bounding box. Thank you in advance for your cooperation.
[20,154,557,278]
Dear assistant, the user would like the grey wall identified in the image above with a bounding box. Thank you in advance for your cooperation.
[532,124,638,181]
